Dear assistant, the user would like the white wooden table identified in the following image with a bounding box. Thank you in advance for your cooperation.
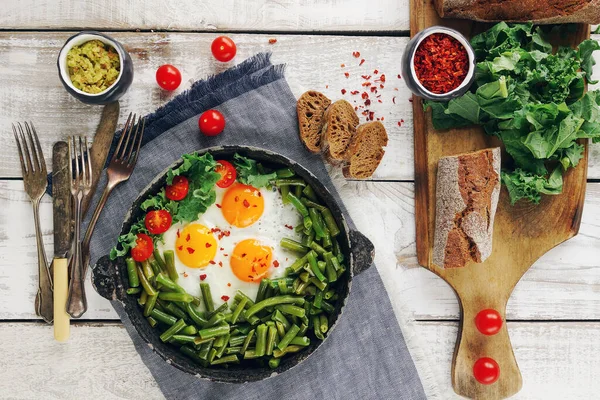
[1,1,599,399]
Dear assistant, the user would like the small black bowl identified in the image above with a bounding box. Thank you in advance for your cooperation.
[401,26,476,101]
[57,31,134,105]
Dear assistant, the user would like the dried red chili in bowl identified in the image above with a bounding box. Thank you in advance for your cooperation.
[401,26,475,101]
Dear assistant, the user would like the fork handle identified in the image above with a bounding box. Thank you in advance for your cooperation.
[33,199,53,323]
[67,193,88,318]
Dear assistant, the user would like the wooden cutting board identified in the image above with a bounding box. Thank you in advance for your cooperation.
[410,1,589,399]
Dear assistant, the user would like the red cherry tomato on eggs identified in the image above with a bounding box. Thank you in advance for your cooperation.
[475,309,503,336]
[215,160,237,188]
[156,64,182,91]
[144,209,172,235]
[199,110,225,136]
[131,233,154,262]
[165,176,189,201]
[211,36,237,62]
[473,357,500,385]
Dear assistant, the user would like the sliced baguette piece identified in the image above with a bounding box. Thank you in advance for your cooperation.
[297,91,332,153]
[342,121,388,179]
[432,148,501,269]
[320,100,360,162]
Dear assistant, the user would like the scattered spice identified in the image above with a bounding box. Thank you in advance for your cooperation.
[352,51,361,58]
[186,247,195,254]
[341,63,345,68]
[361,92,369,99]
[392,96,396,104]
[205,243,212,248]
[227,283,231,287]
[344,72,350,78]
[413,33,468,94]
[216,204,222,208]
[221,295,230,302]
[284,224,294,230]
[374,69,379,74]
[268,38,277,44]
[209,260,216,265]
[350,90,360,95]
[341,88,347,95]
[397,74,401,79]
[273,260,280,268]
[200,274,207,281]
[243,199,250,208]
[183,272,188,278]
[359,59,365,66]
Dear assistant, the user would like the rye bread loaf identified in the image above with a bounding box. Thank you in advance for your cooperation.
[432,148,501,269]
[297,91,332,153]
[434,0,600,24]
[342,121,388,179]
[320,100,360,162]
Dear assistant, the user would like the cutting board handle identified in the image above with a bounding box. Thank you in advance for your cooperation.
[452,296,522,399]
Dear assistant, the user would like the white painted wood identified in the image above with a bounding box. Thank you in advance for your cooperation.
[0,0,410,32]
[0,32,599,180]
[1,321,598,399]
[2,179,599,320]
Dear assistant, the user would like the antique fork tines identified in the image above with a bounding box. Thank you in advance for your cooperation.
[13,122,53,323]
[66,135,93,318]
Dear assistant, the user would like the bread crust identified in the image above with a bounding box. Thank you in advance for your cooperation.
[320,100,360,161]
[297,91,331,153]
[435,0,600,24]
[342,121,388,179]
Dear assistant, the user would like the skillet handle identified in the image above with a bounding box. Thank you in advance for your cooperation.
[91,255,126,301]
[349,230,375,275]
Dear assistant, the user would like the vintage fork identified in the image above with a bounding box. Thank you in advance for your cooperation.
[66,136,93,318]
[79,113,145,283]
[13,122,54,323]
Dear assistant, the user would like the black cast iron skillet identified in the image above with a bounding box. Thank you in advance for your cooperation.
[91,145,374,383]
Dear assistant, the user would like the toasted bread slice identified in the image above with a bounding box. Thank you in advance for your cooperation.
[342,121,389,179]
[297,91,332,153]
[321,100,360,162]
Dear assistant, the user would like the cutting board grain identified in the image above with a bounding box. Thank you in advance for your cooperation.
[410,1,590,398]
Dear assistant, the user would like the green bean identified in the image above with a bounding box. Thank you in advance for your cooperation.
[301,198,327,212]
[269,357,281,369]
[225,346,241,355]
[198,340,214,360]
[330,254,342,272]
[191,296,202,307]
[148,255,162,276]
[265,325,277,356]
[314,290,324,309]
[337,265,346,278]
[290,253,309,273]
[180,345,206,365]
[319,314,329,333]
[276,304,306,318]
[231,297,248,324]
[140,260,154,281]
[215,334,230,358]
[273,345,303,358]
[294,185,303,198]
[270,310,289,331]
[295,223,305,233]
[300,217,312,233]
[309,241,326,255]
[211,354,239,365]
[144,293,158,317]
[126,258,140,288]
[180,325,197,335]
[160,319,186,342]
[308,208,326,238]
[324,289,336,300]
[200,283,214,313]
[313,315,324,340]
[264,285,275,301]
[307,251,326,282]
[302,185,318,202]
[287,192,309,217]
[317,260,326,273]
[150,308,177,326]
[256,279,270,302]
[241,329,255,355]
[276,168,295,178]
[127,287,141,295]
[277,324,300,351]
[244,296,305,319]
[158,292,193,303]
[277,279,290,295]
[255,324,268,357]
[322,228,332,248]
[280,238,308,253]
[137,265,157,296]
[138,290,148,306]
[298,323,308,336]
[325,258,337,283]
[295,280,309,295]
[205,313,226,328]
[274,321,285,337]
[213,333,227,348]
[207,302,229,320]
[154,273,179,292]
[302,230,315,246]
[234,291,255,308]
[275,178,305,187]
[290,336,310,346]
[153,249,167,271]
[198,324,230,340]
[171,334,198,345]
[308,277,326,291]
[207,348,218,363]
[163,250,179,282]
[229,335,247,347]
[269,277,294,289]
[243,310,260,325]
[194,337,215,348]
[184,302,208,327]
[158,301,188,322]
[280,185,291,205]
[147,316,158,328]
[299,272,310,283]
[321,208,340,237]
[244,350,260,359]
[321,300,335,314]
[332,239,344,263]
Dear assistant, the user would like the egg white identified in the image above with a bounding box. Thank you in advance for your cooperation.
[157,185,303,310]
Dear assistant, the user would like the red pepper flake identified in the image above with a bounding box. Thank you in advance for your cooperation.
[381,116,385,121]
[370,86,377,93]
[325,85,329,89]
[379,74,386,82]
[377,99,382,103]
[401,118,405,123]
[186,233,191,242]
[350,90,360,95]
[209,260,216,265]
[257,191,262,197]
[365,99,371,106]
[374,69,379,74]
[216,204,222,208]
[176,230,180,238]
[361,92,369,99]
[219,261,223,267]
[359,59,365,66]
[243,199,250,208]
[392,96,396,104]
[199,274,207,281]
[352,51,361,58]
[268,38,277,44]
[186,247,195,254]
[205,242,212,248]
[361,75,371,80]
[397,74,401,79]
[362,82,371,87]
[354,106,358,111]
[414,33,468,94]
[341,89,347,95]
[227,283,231,287]
[178,245,183,251]
[221,295,230,302]
[223,254,228,257]
[273,260,280,268]
[340,63,345,68]
[220,247,224,251]
[235,196,239,202]
[285,224,293,230]
[242,253,247,258]
[369,111,374,121]
[183,272,188,278]
[344,72,350,78]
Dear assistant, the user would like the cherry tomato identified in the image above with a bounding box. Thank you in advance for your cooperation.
[211,36,237,62]
[156,64,182,91]
[475,309,503,336]
[199,110,225,136]
[473,357,500,385]
[131,233,154,262]
[144,210,173,235]
[165,176,189,201]
[215,160,237,188]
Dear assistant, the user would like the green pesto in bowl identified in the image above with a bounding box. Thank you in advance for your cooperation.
[66,39,121,94]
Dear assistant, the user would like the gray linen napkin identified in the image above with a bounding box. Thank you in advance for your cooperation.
[86,53,426,400]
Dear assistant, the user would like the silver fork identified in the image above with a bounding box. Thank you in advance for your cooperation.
[66,136,93,318]
[13,122,54,323]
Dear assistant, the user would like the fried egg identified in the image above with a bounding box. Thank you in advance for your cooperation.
[157,183,302,309]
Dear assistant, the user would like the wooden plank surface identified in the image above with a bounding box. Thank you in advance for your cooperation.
[3,180,599,320]
[0,0,410,32]
[0,32,599,180]
[1,320,598,399]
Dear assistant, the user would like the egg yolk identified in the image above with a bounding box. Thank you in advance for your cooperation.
[175,224,217,268]
[230,239,273,282]
[221,184,264,228]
